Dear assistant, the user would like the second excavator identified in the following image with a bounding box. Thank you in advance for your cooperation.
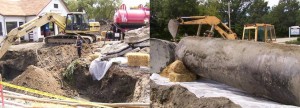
[168,16,276,42]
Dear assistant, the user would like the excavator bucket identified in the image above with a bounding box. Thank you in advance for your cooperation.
[168,19,180,39]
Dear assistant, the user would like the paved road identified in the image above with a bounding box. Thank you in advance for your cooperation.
[275,37,298,43]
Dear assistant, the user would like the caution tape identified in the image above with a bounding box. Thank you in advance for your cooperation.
[0,81,110,108]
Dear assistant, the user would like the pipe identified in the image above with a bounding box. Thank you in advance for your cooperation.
[176,36,300,106]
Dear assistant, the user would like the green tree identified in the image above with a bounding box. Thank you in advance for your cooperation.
[246,0,269,23]
[64,0,121,20]
[151,0,210,40]
[267,0,300,37]
[218,0,256,38]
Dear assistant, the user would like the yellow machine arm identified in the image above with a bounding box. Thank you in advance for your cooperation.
[168,16,237,40]
[0,13,66,59]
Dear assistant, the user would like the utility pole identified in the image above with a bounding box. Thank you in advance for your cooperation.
[228,1,231,29]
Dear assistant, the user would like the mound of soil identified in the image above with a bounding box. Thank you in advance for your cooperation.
[0,50,38,80]
[11,65,67,96]
[36,45,79,72]
[0,44,92,97]
[0,44,92,80]
[150,82,241,108]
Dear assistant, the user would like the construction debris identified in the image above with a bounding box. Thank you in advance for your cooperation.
[125,26,150,44]
[99,26,150,59]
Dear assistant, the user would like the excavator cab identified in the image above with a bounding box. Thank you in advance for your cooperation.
[66,12,89,31]
[242,24,276,42]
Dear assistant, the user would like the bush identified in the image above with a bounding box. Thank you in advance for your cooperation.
[63,60,79,82]
[297,37,300,41]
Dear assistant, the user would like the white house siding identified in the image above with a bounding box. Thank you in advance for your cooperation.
[0,15,4,37]
[3,16,26,36]
[39,0,69,16]
[2,0,69,42]
[24,16,38,41]
[39,0,69,36]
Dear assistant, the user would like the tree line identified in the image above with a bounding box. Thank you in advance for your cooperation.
[64,0,122,22]
[151,0,300,40]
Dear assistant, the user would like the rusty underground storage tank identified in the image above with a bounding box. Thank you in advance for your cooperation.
[176,36,300,106]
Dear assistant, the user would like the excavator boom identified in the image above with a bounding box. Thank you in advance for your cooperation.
[0,13,66,59]
[0,12,101,59]
[168,16,237,40]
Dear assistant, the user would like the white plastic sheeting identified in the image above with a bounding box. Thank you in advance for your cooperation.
[150,73,298,108]
[89,57,127,80]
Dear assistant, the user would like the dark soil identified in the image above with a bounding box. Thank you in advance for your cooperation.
[0,50,38,80]
[150,81,241,108]
[68,61,150,103]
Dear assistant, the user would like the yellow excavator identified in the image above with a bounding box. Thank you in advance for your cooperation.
[242,23,276,42]
[0,12,100,59]
[168,16,276,42]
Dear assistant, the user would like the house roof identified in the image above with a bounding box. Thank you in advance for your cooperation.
[0,0,52,16]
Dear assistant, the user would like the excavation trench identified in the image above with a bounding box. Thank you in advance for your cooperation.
[0,43,150,103]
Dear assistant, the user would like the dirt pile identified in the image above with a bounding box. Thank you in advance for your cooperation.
[150,82,241,108]
[10,65,71,96]
[0,50,38,80]
[0,44,92,80]
[0,44,93,97]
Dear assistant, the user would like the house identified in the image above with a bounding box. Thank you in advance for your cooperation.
[0,0,69,42]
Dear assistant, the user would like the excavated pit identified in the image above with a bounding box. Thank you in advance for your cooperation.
[0,43,150,103]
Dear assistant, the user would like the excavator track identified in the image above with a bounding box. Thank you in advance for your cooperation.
[45,34,94,44]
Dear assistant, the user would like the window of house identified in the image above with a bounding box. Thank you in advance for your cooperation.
[19,22,24,26]
[54,4,58,8]
[19,22,24,40]
[6,22,17,34]
[0,22,2,36]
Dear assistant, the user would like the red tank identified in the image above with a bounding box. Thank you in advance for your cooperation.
[113,4,150,30]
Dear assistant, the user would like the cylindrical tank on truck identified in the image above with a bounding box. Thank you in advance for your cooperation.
[107,4,150,40]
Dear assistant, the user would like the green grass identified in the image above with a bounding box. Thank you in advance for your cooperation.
[285,37,300,45]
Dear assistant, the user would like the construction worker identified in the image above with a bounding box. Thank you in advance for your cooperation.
[76,35,83,58]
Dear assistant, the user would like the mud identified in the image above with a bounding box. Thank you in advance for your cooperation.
[150,82,241,108]
[176,36,300,106]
